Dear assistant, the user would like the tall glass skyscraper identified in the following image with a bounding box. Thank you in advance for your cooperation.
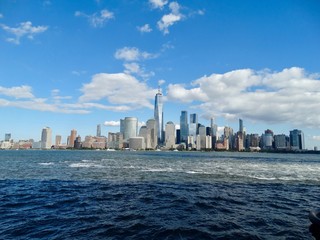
[189,113,198,137]
[290,129,305,150]
[154,89,164,145]
[180,111,188,143]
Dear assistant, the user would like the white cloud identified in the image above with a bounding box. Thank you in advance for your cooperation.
[123,62,155,79]
[114,47,155,62]
[312,136,320,141]
[104,121,120,127]
[0,85,35,99]
[137,24,152,33]
[79,72,156,110]
[158,79,166,86]
[149,0,168,9]
[0,21,48,44]
[0,13,3,18]
[167,67,320,128]
[71,70,87,76]
[75,9,114,28]
[157,2,183,34]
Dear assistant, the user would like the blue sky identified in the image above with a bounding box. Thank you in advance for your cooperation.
[0,0,320,149]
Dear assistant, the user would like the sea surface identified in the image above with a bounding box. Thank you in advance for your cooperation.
[0,150,319,239]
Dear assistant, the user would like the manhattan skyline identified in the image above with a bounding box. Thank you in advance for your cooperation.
[0,0,320,149]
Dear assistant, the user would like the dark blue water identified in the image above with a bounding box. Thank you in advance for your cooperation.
[0,150,319,239]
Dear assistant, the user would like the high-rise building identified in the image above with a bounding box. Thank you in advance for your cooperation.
[154,88,164,145]
[123,117,138,141]
[69,129,77,148]
[165,121,176,149]
[55,135,62,146]
[189,113,198,137]
[146,119,157,149]
[41,127,52,149]
[274,134,289,150]
[97,124,102,137]
[239,119,244,133]
[262,129,274,149]
[180,111,188,144]
[290,129,305,150]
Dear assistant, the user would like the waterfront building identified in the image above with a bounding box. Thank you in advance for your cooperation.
[74,136,82,149]
[41,127,52,149]
[180,111,188,144]
[211,118,218,149]
[97,124,102,137]
[290,129,305,150]
[55,135,62,147]
[176,129,181,144]
[107,132,123,149]
[123,117,138,141]
[198,125,207,150]
[129,137,145,150]
[146,119,157,149]
[154,88,164,145]
[69,129,77,148]
[165,121,176,149]
[187,135,196,150]
[274,134,289,150]
[262,129,274,149]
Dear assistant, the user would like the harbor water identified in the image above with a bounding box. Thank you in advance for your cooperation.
[0,150,319,239]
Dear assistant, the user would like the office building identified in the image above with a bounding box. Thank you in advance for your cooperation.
[5,133,11,142]
[41,127,52,149]
[154,88,164,145]
[129,137,145,150]
[165,121,176,149]
[146,119,157,149]
[123,117,138,141]
[55,135,62,146]
[97,124,102,137]
[69,129,77,148]
[290,129,305,150]
[180,111,188,144]
[189,113,198,137]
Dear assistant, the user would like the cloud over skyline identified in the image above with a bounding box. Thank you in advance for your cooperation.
[167,67,320,128]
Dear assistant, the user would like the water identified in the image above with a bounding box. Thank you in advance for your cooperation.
[0,150,319,239]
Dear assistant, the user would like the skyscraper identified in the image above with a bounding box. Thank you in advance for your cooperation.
[290,129,305,150]
[123,117,138,141]
[69,129,77,148]
[41,127,52,149]
[165,121,176,149]
[180,111,188,144]
[146,119,157,149]
[97,124,102,137]
[189,113,198,137]
[239,119,243,133]
[154,88,164,145]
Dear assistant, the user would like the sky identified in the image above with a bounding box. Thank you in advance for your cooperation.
[0,0,320,149]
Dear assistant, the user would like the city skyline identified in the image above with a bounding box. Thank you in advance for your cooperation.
[1,1,320,149]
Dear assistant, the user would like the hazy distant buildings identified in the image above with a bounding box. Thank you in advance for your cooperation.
[41,127,52,149]
[154,89,164,145]
[5,133,11,142]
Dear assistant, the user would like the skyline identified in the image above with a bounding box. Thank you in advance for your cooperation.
[1,0,320,149]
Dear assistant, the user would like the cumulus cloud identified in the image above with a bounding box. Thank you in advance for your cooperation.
[0,85,35,99]
[123,62,155,79]
[0,21,48,44]
[75,9,114,28]
[157,1,183,34]
[167,67,320,128]
[149,0,168,9]
[79,72,156,110]
[137,24,152,33]
[114,47,155,62]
